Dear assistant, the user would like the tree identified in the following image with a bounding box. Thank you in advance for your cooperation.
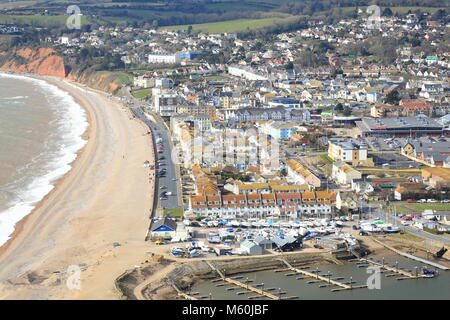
[382,7,393,17]
[342,106,352,116]
[335,103,344,112]
[384,90,400,105]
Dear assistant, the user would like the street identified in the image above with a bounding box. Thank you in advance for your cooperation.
[131,107,183,213]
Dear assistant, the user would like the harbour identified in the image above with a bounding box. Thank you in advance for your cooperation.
[189,252,450,300]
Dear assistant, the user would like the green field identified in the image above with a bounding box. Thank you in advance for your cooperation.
[131,88,152,99]
[161,17,286,33]
[390,232,424,242]
[0,14,89,27]
[163,208,184,217]
[0,1,37,10]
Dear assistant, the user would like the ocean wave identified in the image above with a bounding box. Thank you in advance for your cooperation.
[0,95,29,100]
[0,73,89,247]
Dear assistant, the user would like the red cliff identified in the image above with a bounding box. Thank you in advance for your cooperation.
[0,48,66,78]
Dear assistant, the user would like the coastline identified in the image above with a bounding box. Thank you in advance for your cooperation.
[0,73,93,256]
[0,72,155,299]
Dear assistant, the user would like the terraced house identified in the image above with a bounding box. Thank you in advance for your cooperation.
[187,190,336,219]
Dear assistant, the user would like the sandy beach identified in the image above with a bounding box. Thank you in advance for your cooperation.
[0,76,155,299]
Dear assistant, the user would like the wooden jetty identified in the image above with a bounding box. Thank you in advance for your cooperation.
[279,259,367,291]
[225,277,280,300]
[205,260,280,300]
[360,257,418,278]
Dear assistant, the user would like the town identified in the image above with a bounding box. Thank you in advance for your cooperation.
[0,1,449,301]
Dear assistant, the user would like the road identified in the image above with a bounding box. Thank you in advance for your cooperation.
[369,204,450,246]
[131,107,182,213]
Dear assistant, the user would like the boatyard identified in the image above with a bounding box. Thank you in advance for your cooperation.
[127,213,450,300]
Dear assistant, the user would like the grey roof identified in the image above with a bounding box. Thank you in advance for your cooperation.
[253,236,273,244]
[357,116,443,132]
[151,217,177,231]
[240,240,259,249]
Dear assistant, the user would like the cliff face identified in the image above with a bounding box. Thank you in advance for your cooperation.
[0,48,67,78]
[0,47,123,94]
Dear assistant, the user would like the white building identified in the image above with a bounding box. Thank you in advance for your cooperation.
[148,54,181,64]
[228,65,269,81]
[332,162,362,185]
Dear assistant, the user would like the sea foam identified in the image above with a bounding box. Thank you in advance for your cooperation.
[0,73,88,246]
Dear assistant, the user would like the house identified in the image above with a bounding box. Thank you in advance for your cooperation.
[332,162,362,185]
[286,159,321,188]
[336,191,359,211]
[150,217,178,240]
[187,190,336,219]
[351,179,374,195]
[402,141,450,167]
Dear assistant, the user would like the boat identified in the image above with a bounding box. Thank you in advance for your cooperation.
[382,225,400,234]
[419,268,438,278]
[251,221,261,228]
[241,221,251,228]
[230,220,240,228]
[280,221,291,228]
[290,221,301,228]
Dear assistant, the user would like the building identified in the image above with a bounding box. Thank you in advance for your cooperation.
[253,236,273,250]
[336,191,359,211]
[268,98,302,109]
[240,240,263,255]
[227,181,308,195]
[268,122,298,140]
[286,159,321,188]
[370,104,403,118]
[150,217,178,240]
[355,116,444,137]
[328,139,372,166]
[134,75,154,88]
[148,53,181,64]
[421,167,450,188]
[170,114,212,133]
[332,162,362,185]
[402,140,450,167]
[228,65,268,81]
[399,99,433,117]
[187,190,336,219]
[224,106,310,123]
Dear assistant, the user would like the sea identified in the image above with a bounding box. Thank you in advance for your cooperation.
[0,73,88,246]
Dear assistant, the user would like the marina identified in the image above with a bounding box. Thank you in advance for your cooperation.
[190,252,450,300]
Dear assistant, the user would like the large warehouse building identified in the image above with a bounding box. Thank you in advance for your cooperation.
[355,116,446,137]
